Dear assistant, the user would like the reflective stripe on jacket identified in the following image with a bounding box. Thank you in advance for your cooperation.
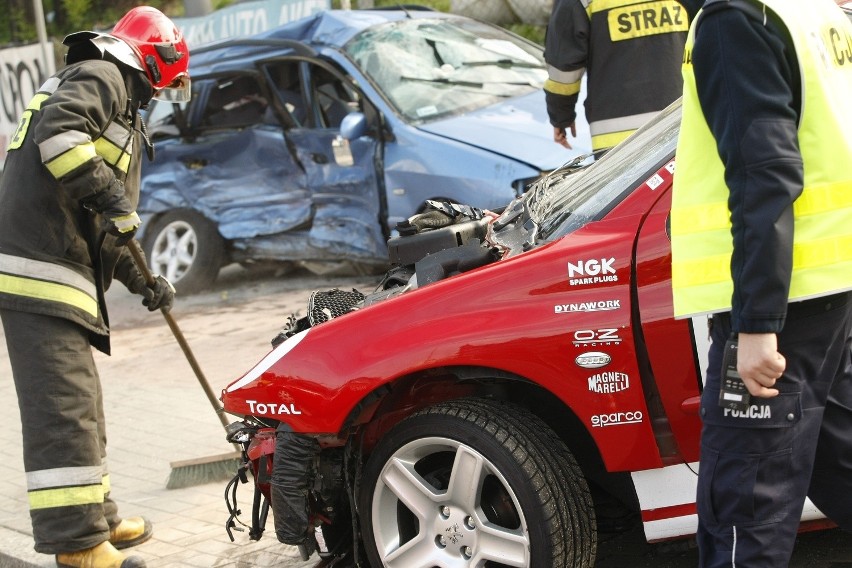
[544,0,689,150]
[671,0,852,318]
[0,59,141,341]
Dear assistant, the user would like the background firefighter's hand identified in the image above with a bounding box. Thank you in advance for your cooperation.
[553,123,577,149]
[81,178,141,246]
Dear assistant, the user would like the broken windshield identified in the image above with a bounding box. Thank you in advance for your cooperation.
[528,100,682,242]
[344,17,546,122]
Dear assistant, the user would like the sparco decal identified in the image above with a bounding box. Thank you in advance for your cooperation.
[567,258,618,286]
[591,410,643,427]
[247,400,302,415]
[575,351,612,369]
[573,328,622,346]
[555,299,621,313]
[588,371,629,394]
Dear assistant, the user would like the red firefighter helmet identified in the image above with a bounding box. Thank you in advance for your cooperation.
[63,6,190,102]
[110,6,190,101]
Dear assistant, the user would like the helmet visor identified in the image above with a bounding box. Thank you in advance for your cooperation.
[154,75,191,102]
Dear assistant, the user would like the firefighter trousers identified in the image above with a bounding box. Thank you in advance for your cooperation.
[697,293,852,567]
[1,309,121,554]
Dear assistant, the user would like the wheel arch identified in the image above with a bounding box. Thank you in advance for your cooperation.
[341,365,639,517]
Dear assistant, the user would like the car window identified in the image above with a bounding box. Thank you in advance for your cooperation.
[311,66,361,129]
[344,17,545,122]
[529,100,683,242]
[265,61,361,130]
[145,99,184,139]
[199,75,270,131]
[265,61,309,127]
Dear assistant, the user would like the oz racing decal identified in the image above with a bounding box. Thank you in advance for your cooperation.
[555,299,621,313]
[588,371,629,394]
[573,328,622,346]
[591,410,643,427]
[567,258,618,286]
[575,351,612,369]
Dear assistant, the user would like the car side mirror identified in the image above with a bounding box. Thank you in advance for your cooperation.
[339,112,367,140]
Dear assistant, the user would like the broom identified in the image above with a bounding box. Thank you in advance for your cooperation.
[127,239,242,489]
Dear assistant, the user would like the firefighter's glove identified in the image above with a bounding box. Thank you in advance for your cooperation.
[142,275,176,312]
[81,179,141,246]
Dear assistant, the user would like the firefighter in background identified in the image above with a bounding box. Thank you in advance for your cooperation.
[671,0,852,565]
[0,7,189,567]
[544,0,700,152]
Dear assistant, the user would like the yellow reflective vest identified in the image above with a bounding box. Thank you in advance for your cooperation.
[671,0,852,318]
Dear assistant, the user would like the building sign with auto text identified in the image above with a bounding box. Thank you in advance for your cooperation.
[174,0,331,47]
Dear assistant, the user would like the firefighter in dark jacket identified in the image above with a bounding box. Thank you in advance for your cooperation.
[544,0,699,152]
[672,0,852,565]
[0,7,189,568]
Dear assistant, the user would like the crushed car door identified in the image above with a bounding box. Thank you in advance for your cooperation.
[261,58,387,263]
[145,71,313,242]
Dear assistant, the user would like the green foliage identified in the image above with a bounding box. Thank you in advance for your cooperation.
[506,23,545,46]
[331,0,450,11]
[61,0,92,31]
[0,0,182,44]
[0,0,543,48]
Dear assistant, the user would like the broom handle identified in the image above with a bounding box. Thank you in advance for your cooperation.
[128,240,231,431]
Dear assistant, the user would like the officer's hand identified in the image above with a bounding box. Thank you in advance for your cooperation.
[140,274,176,312]
[81,179,141,246]
[737,332,785,398]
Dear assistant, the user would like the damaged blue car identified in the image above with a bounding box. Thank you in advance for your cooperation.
[138,7,590,292]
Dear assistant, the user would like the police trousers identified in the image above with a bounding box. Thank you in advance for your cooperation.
[1,309,120,554]
[697,293,852,567]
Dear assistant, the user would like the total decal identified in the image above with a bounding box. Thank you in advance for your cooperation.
[246,399,302,415]
[591,410,644,428]
[554,299,621,314]
[567,257,619,287]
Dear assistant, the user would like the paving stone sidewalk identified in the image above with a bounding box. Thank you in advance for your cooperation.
[0,270,370,568]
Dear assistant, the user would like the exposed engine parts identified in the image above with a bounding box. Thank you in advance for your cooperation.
[225,199,504,562]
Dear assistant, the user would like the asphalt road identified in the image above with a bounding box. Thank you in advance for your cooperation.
[595,523,852,567]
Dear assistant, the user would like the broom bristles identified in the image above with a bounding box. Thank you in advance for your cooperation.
[166,451,242,490]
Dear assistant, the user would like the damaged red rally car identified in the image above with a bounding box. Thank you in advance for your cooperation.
[219,100,833,567]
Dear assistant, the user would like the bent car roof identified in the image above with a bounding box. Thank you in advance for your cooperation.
[189,9,456,71]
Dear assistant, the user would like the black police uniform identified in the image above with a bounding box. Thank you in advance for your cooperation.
[692,2,852,566]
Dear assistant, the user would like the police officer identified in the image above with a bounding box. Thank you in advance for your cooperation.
[671,0,852,565]
[543,0,700,152]
[0,7,190,568]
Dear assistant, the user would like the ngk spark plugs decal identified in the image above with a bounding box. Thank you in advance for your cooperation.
[567,257,619,286]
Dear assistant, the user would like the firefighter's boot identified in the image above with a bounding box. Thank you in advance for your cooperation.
[109,517,153,549]
[55,541,146,568]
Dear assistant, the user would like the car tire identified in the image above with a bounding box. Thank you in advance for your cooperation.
[359,398,597,568]
[142,209,225,294]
